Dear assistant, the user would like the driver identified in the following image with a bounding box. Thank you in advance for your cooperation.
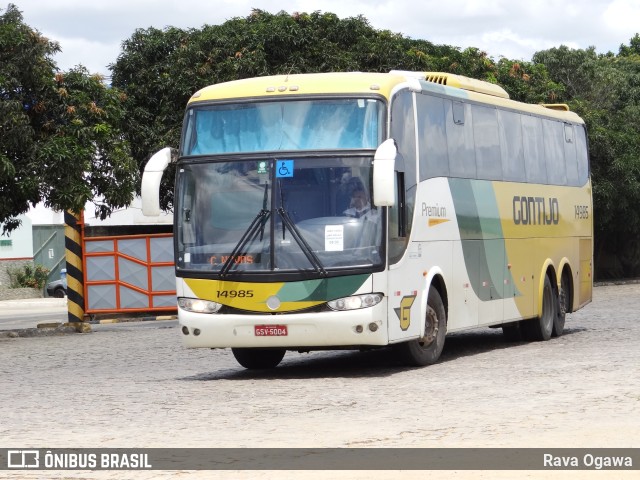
[344,186,374,219]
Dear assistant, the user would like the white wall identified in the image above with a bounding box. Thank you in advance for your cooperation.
[0,215,33,259]
[26,197,173,227]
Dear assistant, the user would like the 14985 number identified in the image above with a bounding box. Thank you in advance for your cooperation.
[575,205,589,219]
[216,290,254,298]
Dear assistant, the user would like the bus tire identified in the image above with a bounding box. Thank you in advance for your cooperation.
[522,275,555,341]
[231,348,286,369]
[553,273,570,337]
[394,286,447,366]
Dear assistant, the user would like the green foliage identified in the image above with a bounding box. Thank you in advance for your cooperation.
[110,9,495,211]
[0,4,137,233]
[7,263,50,289]
[619,33,640,57]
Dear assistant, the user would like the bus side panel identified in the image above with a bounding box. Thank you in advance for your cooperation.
[386,240,453,342]
[503,238,534,321]
[578,237,593,308]
[408,177,480,334]
[494,181,592,318]
[477,238,505,325]
[449,240,480,331]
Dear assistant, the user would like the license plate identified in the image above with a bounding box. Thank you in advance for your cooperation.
[255,325,288,336]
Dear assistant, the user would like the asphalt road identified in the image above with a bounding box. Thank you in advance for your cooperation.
[0,284,638,480]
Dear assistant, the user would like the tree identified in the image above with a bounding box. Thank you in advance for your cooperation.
[0,4,137,233]
[619,33,640,57]
[493,58,565,103]
[111,9,498,211]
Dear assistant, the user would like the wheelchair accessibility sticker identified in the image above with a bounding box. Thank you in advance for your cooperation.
[276,160,294,178]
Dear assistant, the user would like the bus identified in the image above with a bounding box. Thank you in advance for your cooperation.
[141,71,592,369]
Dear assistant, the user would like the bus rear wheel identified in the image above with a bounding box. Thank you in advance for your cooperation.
[394,286,447,366]
[522,275,556,341]
[553,273,570,337]
[231,348,286,369]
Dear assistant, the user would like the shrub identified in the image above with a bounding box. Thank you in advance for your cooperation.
[7,264,50,289]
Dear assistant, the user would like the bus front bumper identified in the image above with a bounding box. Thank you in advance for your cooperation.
[178,300,389,349]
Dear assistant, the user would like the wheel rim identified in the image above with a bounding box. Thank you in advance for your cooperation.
[419,305,438,347]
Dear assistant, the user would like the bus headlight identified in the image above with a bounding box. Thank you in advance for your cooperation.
[327,293,383,311]
[178,297,222,314]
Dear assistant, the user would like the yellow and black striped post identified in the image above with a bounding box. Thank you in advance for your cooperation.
[64,210,85,324]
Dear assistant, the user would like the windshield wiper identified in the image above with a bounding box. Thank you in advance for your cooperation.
[220,209,271,277]
[277,207,327,276]
[220,183,271,277]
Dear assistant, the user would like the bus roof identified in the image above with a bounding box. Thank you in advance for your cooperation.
[189,71,584,124]
[189,72,407,102]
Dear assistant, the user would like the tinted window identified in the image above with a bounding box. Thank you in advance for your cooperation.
[391,90,416,184]
[522,115,547,183]
[472,105,502,181]
[575,126,590,186]
[564,124,580,186]
[390,90,417,263]
[498,110,526,182]
[417,94,449,180]
[446,101,476,178]
[182,98,384,155]
[543,119,567,185]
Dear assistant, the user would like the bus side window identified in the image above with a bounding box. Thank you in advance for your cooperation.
[522,115,547,184]
[565,123,580,186]
[543,119,567,185]
[575,126,590,185]
[472,105,502,181]
[389,89,416,264]
[388,171,407,264]
[498,110,526,182]
[446,101,476,179]
[417,93,449,181]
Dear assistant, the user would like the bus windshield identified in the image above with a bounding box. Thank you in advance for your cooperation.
[176,157,383,275]
[181,98,384,155]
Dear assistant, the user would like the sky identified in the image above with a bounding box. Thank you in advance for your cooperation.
[6,0,640,77]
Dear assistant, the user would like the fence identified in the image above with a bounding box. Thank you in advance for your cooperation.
[83,233,176,314]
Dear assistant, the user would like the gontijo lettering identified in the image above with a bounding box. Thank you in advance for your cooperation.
[513,196,559,225]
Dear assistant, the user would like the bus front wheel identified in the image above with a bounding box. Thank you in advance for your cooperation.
[394,286,447,366]
[231,348,286,369]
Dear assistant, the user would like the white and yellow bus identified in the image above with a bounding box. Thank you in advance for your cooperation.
[142,71,592,369]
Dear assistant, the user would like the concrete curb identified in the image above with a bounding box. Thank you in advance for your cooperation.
[593,278,640,287]
[87,315,177,325]
[0,315,176,338]
[0,324,81,338]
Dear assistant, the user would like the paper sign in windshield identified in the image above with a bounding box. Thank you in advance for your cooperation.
[325,225,344,251]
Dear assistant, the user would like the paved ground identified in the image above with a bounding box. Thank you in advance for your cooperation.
[0,285,638,479]
[0,298,67,330]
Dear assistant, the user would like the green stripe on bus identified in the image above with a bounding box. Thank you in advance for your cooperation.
[449,178,519,301]
[277,274,370,302]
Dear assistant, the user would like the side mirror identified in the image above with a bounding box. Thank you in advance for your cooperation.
[141,148,172,216]
[372,139,397,207]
